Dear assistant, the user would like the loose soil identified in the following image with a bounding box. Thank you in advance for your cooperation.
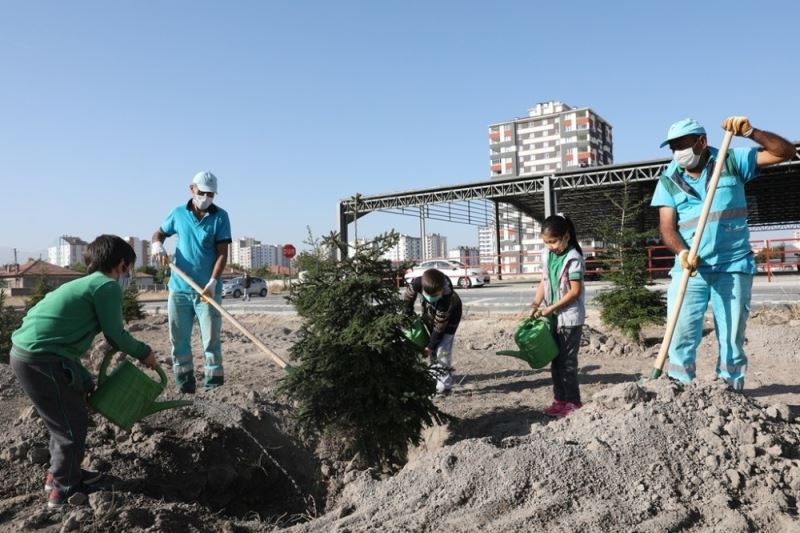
[1,305,798,532]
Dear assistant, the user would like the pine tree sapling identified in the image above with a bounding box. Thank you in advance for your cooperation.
[280,231,449,468]
[593,179,667,342]
[25,277,53,312]
[122,282,145,323]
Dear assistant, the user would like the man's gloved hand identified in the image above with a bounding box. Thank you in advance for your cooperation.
[151,241,169,266]
[678,249,700,276]
[201,278,217,300]
[531,307,544,319]
[721,116,754,138]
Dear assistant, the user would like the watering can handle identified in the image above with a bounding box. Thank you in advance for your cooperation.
[97,348,167,387]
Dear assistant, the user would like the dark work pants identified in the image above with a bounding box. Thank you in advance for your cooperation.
[10,357,89,495]
[551,325,583,404]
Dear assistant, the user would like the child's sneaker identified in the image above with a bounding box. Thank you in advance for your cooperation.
[544,400,567,417]
[47,484,94,509]
[44,470,102,492]
[558,402,583,417]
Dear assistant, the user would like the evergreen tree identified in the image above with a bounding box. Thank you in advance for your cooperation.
[0,291,22,364]
[122,282,145,322]
[593,178,667,342]
[280,230,449,469]
[25,277,53,311]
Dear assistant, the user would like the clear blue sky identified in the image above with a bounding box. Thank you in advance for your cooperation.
[2,0,798,263]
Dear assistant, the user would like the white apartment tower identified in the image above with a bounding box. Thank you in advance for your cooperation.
[383,234,422,263]
[487,101,613,273]
[230,237,261,266]
[48,236,88,268]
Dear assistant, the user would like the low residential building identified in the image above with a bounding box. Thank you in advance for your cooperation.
[0,260,83,296]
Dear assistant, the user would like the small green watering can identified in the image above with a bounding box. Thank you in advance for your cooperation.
[496,317,559,369]
[403,318,430,351]
[88,350,193,430]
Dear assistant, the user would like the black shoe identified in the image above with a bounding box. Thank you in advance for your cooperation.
[176,374,197,394]
[204,376,224,390]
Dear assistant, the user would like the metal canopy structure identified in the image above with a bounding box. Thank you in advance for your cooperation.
[337,143,800,245]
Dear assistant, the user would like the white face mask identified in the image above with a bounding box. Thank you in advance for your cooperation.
[193,194,214,211]
[673,139,702,169]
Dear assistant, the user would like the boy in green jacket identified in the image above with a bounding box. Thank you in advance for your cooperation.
[10,235,156,508]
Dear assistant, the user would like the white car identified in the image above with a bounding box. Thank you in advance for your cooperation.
[403,260,490,289]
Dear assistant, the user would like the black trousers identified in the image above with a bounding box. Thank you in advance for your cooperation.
[10,357,89,494]
[551,325,583,404]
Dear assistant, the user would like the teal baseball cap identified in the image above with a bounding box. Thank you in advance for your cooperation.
[659,118,706,148]
[192,171,218,193]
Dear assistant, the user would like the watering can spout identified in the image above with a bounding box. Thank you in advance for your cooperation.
[143,399,194,416]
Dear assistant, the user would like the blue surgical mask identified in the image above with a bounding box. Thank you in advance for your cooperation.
[422,292,441,303]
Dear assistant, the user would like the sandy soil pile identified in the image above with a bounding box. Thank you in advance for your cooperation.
[0,305,798,532]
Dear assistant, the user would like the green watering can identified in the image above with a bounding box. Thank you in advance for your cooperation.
[403,318,430,350]
[495,317,559,369]
[88,350,193,430]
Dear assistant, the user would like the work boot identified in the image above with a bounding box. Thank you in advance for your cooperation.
[204,376,224,390]
[175,373,196,394]
[45,469,101,492]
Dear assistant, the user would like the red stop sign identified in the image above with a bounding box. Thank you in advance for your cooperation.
[282,244,296,259]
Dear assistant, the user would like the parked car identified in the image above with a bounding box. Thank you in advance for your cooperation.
[222,276,268,298]
[403,260,490,289]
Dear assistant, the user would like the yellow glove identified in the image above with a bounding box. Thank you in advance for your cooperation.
[678,249,700,277]
[721,116,753,137]
[531,307,543,319]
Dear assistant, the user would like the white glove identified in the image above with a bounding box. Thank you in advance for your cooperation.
[151,241,169,265]
[201,278,217,299]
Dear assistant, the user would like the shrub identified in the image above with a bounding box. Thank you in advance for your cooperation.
[0,291,22,364]
[593,178,666,342]
[25,277,53,312]
[122,282,145,323]
[279,231,449,469]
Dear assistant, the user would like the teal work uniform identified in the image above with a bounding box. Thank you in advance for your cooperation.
[650,146,758,390]
[160,200,232,389]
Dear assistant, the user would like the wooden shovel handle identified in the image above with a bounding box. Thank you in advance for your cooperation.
[651,130,735,378]
[169,263,291,370]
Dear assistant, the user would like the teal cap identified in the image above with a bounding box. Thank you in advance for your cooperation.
[660,118,706,148]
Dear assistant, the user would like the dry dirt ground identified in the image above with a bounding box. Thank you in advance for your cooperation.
[0,304,799,532]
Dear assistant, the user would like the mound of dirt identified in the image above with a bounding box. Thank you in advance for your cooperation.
[290,379,800,532]
[1,307,799,532]
[0,370,321,532]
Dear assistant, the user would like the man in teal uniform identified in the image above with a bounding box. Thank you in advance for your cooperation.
[651,116,794,390]
[152,171,232,392]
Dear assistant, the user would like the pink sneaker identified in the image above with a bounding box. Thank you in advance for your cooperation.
[557,402,583,417]
[544,400,567,417]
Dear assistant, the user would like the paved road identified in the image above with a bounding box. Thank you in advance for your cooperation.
[142,275,799,315]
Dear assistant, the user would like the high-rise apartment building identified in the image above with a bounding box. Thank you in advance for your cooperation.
[230,237,261,266]
[486,101,613,274]
[447,246,480,267]
[382,234,422,263]
[425,233,448,260]
[124,237,150,270]
[47,236,88,268]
